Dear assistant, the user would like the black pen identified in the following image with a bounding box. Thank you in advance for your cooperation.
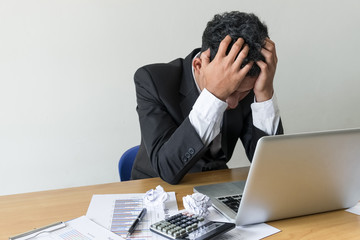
[126,207,147,238]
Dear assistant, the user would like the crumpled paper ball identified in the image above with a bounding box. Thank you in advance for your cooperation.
[183,192,212,217]
[143,185,169,208]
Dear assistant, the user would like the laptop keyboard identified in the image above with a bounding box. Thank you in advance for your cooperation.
[216,194,242,213]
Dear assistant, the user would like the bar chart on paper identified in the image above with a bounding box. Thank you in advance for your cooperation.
[56,228,92,240]
[110,199,151,239]
[86,193,178,240]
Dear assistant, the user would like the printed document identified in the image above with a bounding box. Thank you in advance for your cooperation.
[86,193,178,240]
[11,216,124,240]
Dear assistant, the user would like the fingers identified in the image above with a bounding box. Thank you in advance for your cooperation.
[200,48,211,68]
[240,61,254,73]
[199,36,252,100]
[227,38,245,62]
[217,36,250,73]
[217,36,248,62]
[253,39,277,102]
[235,61,253,81]
[217,35,232,58]
[264,38,275,48]
[262,38,278,64]
[218,36,277,66]
[258,38,277,80]
[234,44,249,67]
[255,60,267,74]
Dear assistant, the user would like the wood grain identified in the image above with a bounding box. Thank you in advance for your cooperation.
[1,167,359,239]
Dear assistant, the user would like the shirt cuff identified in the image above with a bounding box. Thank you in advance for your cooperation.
[189,88,228,144]
[251,93,281,135]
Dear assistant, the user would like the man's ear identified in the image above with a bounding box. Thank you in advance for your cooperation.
[192,57,202,75]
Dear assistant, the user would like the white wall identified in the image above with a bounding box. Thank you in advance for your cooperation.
[1,0,359,196]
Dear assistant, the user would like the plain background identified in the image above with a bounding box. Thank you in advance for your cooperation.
[1,0,359,196]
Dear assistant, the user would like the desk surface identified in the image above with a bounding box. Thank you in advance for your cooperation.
[1,167,359,239]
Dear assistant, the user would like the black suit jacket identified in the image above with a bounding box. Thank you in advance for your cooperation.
[131,49,283,184]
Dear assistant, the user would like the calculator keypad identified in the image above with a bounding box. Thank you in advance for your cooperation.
[150,213,204,239]
[150,212,235,240]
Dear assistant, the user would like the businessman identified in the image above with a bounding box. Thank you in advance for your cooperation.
[131,11,283,184]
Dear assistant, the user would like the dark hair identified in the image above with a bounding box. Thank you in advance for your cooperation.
[201,11,268,76]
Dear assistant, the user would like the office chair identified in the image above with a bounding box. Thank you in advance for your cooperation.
[118,145,139,181]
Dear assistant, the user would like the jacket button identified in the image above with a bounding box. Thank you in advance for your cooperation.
[185,152,191,159]
[188,148,195,154]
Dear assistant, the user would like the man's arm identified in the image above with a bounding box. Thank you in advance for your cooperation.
[135,37,253,184]
[241,94,284,161]
[135,67,207,184]
[196,36,283,160]
[189,88,227,145]
[242,38,283,159]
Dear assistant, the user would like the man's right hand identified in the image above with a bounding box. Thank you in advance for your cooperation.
[197,35,254,101]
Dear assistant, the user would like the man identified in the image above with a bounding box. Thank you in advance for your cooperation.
[131,11,283,184]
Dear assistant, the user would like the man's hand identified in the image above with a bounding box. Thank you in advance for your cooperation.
[253,38,278,102]
[197,35,253,101]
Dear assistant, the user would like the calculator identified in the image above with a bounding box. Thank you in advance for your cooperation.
[150,212,235,240]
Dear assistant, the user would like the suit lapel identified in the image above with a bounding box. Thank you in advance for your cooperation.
[179,49,201,118]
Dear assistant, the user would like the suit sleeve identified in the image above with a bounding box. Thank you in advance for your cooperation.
[244,94,284,160]
[134,67,206,184]
[241,115,284,161]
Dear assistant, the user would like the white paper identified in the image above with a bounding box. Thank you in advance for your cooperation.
[86,193,178,240]
[218,223,281,240]
[206,207,281,240]
[143,185,169,208]
[346,202,360,215]
[183,192,212,217]
[14,216,124,240]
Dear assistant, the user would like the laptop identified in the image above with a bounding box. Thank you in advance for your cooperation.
[194,128,360,226]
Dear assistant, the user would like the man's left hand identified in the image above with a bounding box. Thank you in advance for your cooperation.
[253,38,278,102]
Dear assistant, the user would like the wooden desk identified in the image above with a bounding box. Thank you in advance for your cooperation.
[1,167,359,239]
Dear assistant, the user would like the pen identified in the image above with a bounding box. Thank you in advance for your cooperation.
[126,207,147,238]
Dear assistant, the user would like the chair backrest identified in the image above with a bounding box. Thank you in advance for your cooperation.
[118,145,139,181]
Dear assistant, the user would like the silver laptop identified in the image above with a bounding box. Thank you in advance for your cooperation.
[194,128,360,226]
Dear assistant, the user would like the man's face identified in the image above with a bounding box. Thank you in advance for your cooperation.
[225,75,257,109]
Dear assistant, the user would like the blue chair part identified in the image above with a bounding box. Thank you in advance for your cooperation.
[118,145,139,181]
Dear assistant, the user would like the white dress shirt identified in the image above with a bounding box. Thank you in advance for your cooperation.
[189,54,281,150]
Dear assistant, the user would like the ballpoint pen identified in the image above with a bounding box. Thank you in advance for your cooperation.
[126,208,147,238]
